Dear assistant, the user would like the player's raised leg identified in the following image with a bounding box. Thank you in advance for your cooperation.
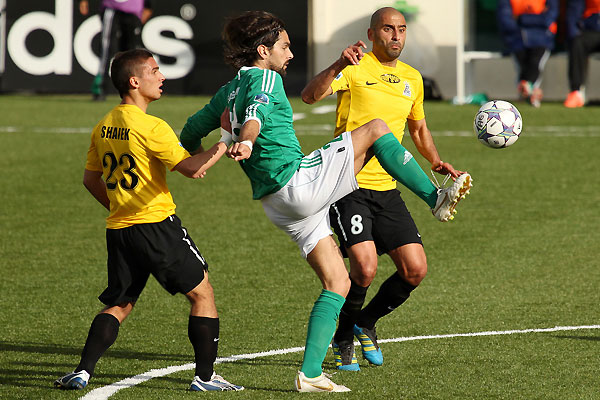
[350,119,472,221]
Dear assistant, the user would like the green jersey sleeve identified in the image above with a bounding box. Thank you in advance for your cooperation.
[239,69,282,133]
[180,84,229,152]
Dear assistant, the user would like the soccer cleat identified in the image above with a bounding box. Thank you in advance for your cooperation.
[431,172,472,222]
[332,340,360,371]
[530,87,543,108]
[353,325,383,366]
[564,90,584,108]
[517,80,532,100]
[295,371,351,392]
[54,370,90,390]
[190,372,244,391]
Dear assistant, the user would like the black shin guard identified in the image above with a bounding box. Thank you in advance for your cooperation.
[76,313,120,376]
[188,316,219,381]
[358,273,416,329]
[334,278,369,343]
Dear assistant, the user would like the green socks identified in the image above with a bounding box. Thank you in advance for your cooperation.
[372,133,438,208]
[300,289,346,378]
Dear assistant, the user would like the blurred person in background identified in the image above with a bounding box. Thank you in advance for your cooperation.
[497,0,559,107]
[79,0,153,101]
[564,0,600,107]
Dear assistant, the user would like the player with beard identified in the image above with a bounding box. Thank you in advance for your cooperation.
[301,7,470,371]
[180,10,471,392]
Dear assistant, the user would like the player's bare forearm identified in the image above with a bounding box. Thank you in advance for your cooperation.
[175,142,228,179]
[83,169,110,210]
[301,41,366,104]
[301,61,343,104]
[409,122,463,178]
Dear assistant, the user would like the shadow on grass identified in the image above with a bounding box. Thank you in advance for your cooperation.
[552,335,600,341]
[0,340,191,361]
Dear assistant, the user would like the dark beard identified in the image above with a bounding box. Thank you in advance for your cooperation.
[269,62,288,77]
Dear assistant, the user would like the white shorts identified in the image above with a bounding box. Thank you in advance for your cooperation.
[261,131,358,258]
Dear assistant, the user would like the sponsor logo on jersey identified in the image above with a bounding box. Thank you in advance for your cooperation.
[335,72,343,80]
[254,93,270,104]
[403,81,412,97]
[380,73,400,83]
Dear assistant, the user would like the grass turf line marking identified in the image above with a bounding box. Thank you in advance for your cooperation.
[79,324,599,399]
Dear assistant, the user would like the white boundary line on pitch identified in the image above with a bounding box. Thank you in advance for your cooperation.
[79,324,600,400]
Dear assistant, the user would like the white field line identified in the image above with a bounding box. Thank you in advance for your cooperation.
[2,125,600,137]
[79,324,600,400]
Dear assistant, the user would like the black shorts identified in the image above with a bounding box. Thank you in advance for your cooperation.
[100,215,208,306]
[329,188,422,256]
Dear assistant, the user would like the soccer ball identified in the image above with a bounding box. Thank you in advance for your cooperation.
[473,100,523,148]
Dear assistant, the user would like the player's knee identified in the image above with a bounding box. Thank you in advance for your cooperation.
[403,261,427,286]
[185,280,214,305]
[350,259,378,286]
[365,118,390,139]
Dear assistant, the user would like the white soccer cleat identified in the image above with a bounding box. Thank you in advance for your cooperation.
[295,371,351,392]
[190,372,244,391]
[431,172,473,222]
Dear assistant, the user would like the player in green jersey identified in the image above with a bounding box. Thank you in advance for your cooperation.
[180,11,471,392]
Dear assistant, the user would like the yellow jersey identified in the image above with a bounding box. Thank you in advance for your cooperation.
[330,52,425,191]
[85,104,190,229]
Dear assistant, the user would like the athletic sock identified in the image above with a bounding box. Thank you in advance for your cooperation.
[300,289,346,378]
[372,133,438,208]
[334,277,368,343]
[357,273,417,329]
[75,313,120,376]
[188,316,219,381]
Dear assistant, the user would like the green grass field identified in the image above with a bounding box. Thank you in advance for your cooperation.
[1,94,599,400]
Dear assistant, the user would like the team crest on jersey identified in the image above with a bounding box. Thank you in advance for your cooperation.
[254,93,269,104]
[335,72,343,80]
[380,73,400,83]
[403,81,412,97]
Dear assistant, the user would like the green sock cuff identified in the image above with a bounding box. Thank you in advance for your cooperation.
[319,289,346,309]
[372,132,399,154]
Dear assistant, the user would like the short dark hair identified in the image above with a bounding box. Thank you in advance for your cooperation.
[222,11,285,69]
[110,49,154,97]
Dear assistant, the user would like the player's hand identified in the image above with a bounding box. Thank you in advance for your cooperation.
[227,141,252,161]
[432,161,462,179]
[341,41,367,66]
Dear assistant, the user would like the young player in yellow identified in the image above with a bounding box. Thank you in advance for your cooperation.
[54,49,242,392]
[302,7,472,371]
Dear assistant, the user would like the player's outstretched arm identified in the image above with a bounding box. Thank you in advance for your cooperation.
[83,169,110,210]
[301,41,367,104]
[174,142,229,179]
[407,118,463,179]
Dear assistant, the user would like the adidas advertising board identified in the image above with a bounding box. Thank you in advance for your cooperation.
[1,0,307,94]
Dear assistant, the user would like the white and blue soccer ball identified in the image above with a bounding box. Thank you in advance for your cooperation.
[473,100,523,148]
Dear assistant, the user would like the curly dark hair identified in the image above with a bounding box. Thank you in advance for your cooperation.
[222,11,286,69]
[110,49,153,98]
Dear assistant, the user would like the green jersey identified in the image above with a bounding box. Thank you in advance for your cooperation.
[180,67,303,199]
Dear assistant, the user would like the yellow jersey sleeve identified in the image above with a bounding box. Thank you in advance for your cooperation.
[145,120,191,171]
[85,129,103,172]
[408,75,425,121]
